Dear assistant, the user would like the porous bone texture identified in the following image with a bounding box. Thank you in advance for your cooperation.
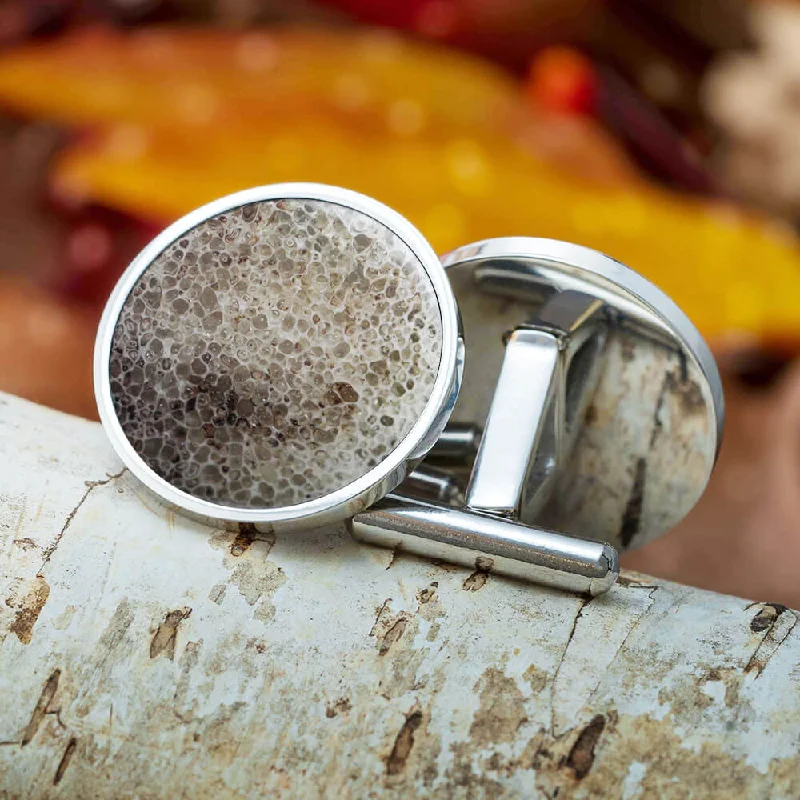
[108,199,442,509]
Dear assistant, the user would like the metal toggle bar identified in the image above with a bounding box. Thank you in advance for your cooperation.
[358,290,619,596]
[466,291,607,520]
[350,496,619,596]
[465,328,560,517]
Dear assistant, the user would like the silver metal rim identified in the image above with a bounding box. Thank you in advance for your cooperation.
[94,182,461,525]
[441,236,725,454]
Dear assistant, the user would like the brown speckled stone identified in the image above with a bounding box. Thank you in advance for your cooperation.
[109,199,442,509]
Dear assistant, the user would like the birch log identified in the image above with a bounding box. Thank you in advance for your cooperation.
[1,392,799,799]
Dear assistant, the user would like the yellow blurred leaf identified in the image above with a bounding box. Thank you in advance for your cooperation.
[0,27,527,136]
[1,27,799,343]
[0,26,637,186]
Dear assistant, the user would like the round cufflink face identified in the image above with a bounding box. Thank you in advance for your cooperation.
[95,184,461,527]
[440,237,724,551]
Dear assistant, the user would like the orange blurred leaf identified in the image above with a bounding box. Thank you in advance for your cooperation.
[1,27,799,343]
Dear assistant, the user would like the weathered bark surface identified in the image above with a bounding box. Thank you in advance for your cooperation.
[0,392,798,799]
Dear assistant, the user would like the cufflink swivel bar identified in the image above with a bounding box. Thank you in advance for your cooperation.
[350,289,620,596]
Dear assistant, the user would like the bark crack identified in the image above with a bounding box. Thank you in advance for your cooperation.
[385,709,423,776]
[53,737,77,785]
[748,602,789,633]
[606,587,658,663]
[150,607,192,660]
[22,669,61,746]
[581,587,658,712]
[549,597,592,734]
[745,606,798,678]
[648,373,670,448]
[384,544,401,570]
[617,575,659,589]
[462,569,489,592]
[369,600,392,636]
[619,458,646,548]
[379,616,408,656]
[565,714,606,780]
[8,576,50,644]
[38,469,126,577]
[230,523,259,556]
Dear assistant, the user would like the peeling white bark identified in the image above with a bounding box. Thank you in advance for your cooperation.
[0,392,798,798]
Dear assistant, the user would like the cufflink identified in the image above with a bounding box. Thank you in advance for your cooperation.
[351,238,724,595]
[95,183,463,529]
[95,185,723,597]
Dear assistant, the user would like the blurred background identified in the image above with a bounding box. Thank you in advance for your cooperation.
[1,0,799,604]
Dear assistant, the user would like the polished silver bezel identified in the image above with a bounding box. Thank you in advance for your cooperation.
[441,236,724,455]
[95,183,461,528]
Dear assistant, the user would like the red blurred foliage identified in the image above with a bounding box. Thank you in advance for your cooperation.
[527,46,598,115]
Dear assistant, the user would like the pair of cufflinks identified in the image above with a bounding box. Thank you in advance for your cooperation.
[95,183,723,596]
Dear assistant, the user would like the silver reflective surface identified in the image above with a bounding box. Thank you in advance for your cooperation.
[434,237,724,552]
[95,183,463,529]
[351,497,619,597]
